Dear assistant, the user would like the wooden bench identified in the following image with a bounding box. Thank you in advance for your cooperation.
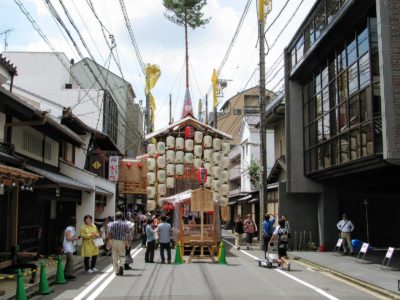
[188,240,215,263]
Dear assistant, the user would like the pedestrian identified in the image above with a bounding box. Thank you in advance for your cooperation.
[262,214,275,258]
[233,215,244,250]
[337,213,355,255]
[100,217,111,256]
[80,215,99,273]
[270,218,290,271]
[124,217,135,270]
[145,219,156,263]
[108,211,130,276]
[141,219,147,248]
[281,215,291,237]
[244,214,257,250]
[63,216,79,279]
[156,216,172,264]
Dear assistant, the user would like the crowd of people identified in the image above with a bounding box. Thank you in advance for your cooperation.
[61,212,173,278]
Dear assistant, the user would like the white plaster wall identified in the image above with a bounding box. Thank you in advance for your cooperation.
[95,176,116,219]
[266,129,275,176]
[76,191,95,233]
[74,134,91,169]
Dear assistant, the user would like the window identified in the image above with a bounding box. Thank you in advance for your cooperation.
[44,141,52,161]
[233,109,242,115]
[22,130,42,157]
[102,92,118,144]
[348,63,359,95]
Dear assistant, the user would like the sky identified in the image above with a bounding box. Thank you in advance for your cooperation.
[0,0,316,130]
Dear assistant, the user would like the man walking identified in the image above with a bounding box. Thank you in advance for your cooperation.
[145,219,156,263]
[108,211,129,276]
[124,217,135,270]
[156,216,172,264]
[337,213,355,255]
[262,214,275,258]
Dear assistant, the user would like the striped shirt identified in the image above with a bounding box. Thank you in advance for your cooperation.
[109,220,129,241]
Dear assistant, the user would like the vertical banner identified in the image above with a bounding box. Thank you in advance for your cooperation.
[109,156,119,182]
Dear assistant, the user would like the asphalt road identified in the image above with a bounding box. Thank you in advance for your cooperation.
[31,239,385,300]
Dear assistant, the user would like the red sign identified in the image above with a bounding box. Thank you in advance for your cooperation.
[196,165,208,185]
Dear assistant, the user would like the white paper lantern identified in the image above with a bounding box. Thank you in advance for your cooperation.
[194,131,203,144]
[158,184,166,196]
[205,176,213,188]
[157,170,166,183]
[147,144,156,156]
[203,135,212,148]
[147,172,156,185]
[212,166,221,178]
[221,157,230,169]
[176,137,184,150]
[147,200,156,211]
[213,192,220,202]
[176,164,184,176]
[212,179,220,191]
[157,142,166,154]
[147,186,156,198]
[157,156,166,169]
[194,158,202,169]
[221,170,230,183]
[221,142,230,155]
[147,158,156,171]
[213,138,222,151]
[204,149,213,162]
[175,151,184,163]
[194,145,203,158]
[166,164,175,176]
[213,152,221,165]
[166,150,175,163]
[204,163,212,174]
[185,139,194,152]
[221,184,229,196]
[184,152,194,164]
[166,177,175,188]
[166,136,175,148]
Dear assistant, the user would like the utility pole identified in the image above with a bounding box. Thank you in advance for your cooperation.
[169,94,172,125]
[258,0,268,248]
[0,29,13,51]
[205,94,208,124]
[146,93,152,135]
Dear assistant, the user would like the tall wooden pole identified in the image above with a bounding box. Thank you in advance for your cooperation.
[258,0,267,249]
[205,94,208,124]
[169,94,172,125]
[185,21,189,89]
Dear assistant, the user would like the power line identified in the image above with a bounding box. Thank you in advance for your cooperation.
[264,0,291,35]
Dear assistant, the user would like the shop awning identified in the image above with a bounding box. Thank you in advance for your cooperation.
[160,189,193,205]
[237,195,251,202]
[0,163,40,180]
[26,165,93,192]
[248,198,259,204]
[95,186,113,196]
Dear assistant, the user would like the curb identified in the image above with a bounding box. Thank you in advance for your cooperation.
[290,255,400,300]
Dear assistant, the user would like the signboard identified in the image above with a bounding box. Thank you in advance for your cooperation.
[118,158,148,194]
[191,189,214,212]
[360,243,369,253]
[385,247,395,259]
[108,156,119,182]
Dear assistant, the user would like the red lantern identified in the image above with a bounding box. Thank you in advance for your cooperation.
[196,163,208,185]
[185,126,194,139]
[126,162,132,168]
[137,162,143,168]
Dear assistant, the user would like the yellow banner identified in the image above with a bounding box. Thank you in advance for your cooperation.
[150,93,156,124]
[145,64,161,95]
[211,69,218,108]
[258,0,272,20]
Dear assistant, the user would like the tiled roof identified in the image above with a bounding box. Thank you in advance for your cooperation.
[0,54,17,76]
[243,115,260,126]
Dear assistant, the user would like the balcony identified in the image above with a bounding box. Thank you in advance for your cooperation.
[230,166,241,180]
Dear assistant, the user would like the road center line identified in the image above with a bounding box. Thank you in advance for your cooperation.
[223,239,339,300]
[87,247,144,300]
[73,244,142,300]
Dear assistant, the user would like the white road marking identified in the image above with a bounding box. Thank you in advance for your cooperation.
[87,247,143,300]
[73,244,142,300]
[223,239,339,300]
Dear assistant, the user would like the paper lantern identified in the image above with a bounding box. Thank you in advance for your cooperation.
[203,135,212,148]
[204,162,212,174]
[212,166,221,178]
[212,179,220,191]
[157,156,166,169]
[213,192,220,202]
[166,164,175,176]
[157,142,166,154]
[221,142,230,155]
[221,170,230,183]
[213,138,222,151]
[166,177,175,188]
[184,152,194,164]
[175,151,184,163]
[157,170,166,183]
[213,152,221,165]
[176,137,184,150]
[194,158,202,169]
[147,200,156,211]
[221,184,229,196]
[166,135,175,148]
[221,157,230,169]
[166,150,175,163]
[147,186,156,198]
[185,139,194,152]
[147,144,156,155]
[176,164,184,176]
[194,145,203,158]
[204,149,213,162]
[147,158,156,171]
[158,184,166,196]
[147,172,156,185]
[194,131,203,144]
[205,176,213,188]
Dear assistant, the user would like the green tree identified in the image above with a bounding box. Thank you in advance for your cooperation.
[247,160,260,188]
[163,0,210,89]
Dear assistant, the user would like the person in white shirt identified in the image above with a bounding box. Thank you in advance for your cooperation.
[63,216,79,279]
[337,213,355,255]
